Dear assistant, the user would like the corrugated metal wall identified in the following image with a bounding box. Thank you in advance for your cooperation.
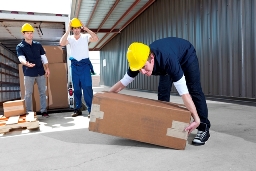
[100,0,256,99]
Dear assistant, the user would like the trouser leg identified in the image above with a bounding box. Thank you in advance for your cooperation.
[184,57,211,131]
[82,86,93,113]
[80,64,93,113]
[158,75,172,102]
[72,66,82,110]
[36,75,47,113]
[24,76,35,112]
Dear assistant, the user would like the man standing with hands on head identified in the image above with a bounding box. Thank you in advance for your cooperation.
[16,23,50,118]
[60,18,98,118]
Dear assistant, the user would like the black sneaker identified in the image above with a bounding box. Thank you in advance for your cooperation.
[42,112,50,118]
[192,130,210,146]
[88,113,90,118]
[71,109,82,117]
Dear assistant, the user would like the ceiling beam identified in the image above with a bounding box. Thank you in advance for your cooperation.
[75,0,82,18]
[93,0,140,50]
[97,0,120,33]
[110,0,140,32]
[86,0,100,26]
[89,0,120,48]
[70,0,78,19]
[89,48,100,51]
[90,29,120,33]
[98,33,118,51]
[120,0,155,32]
[97,0,155,50]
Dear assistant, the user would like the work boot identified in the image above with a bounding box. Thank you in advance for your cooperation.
[192,130,210,146]
[42,112,50,118]
[71,109,82,117]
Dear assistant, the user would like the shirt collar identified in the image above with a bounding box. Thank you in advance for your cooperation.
[22,39,33,46]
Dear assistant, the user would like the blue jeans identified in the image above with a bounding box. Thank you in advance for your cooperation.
[24,75,47,113]
[158,57,210,131]
[71,58,93,113]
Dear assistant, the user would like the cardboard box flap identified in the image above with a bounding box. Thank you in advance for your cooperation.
[95,91,188,111]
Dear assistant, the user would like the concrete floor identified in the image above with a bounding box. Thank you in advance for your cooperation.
[0,86,255,171]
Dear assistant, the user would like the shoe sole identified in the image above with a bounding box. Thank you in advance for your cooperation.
[192,142,205,146]
[71,114,82,117]
[192,136,210,146]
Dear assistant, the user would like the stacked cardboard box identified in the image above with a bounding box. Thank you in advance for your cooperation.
[19,46,69,112]
[89,92,191,150]
[3,99,26,117]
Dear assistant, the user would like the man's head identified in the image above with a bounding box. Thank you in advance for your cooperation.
[70,18,82,35]
[127,42,154,76]
[21,23,34,40]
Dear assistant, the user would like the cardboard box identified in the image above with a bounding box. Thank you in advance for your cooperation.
[3,99,26,117]
[48,63,69,109]
[19,63,69,111]
[43,46,65,63]
[92,75,100,87]
[89,92,191,150]
[19,64,48,112]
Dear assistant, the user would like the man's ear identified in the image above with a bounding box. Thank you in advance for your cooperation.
[149,53,154,64]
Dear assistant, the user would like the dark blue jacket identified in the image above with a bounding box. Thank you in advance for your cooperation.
[16,40,45,77]
[127,37,197,82]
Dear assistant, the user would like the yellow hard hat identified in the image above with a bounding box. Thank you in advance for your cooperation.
[70,18,82,27]
[127,42,150,71]
[21,23,34,32]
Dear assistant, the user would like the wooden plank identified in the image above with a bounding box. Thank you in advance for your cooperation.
[0,114,39,134]
[6,116,20,125]
[26,112,35,122]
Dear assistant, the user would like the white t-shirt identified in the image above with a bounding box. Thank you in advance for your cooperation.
[67,34,91,61]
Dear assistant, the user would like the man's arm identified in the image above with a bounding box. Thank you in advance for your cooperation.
[173,75,200,133]
[16,45,35,67]
[109,81,126,93]
[18,55,35,67]
[43,63,50,77]
[181,94,200,133]
[41,54,50,77]
[82,25,99,42]
[59,22,71,46]
[109,72,135,93]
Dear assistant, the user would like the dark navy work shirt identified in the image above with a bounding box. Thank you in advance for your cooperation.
[127,37,197,82]
[16,40,45,77]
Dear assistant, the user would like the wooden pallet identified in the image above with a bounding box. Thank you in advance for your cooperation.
[0,112,39,134]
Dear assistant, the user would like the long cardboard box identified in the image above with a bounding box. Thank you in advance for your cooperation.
[3,99,26,117]
[47,63,69,109]
[89,92,191,150]
[19,63,69,111]
[43,46,66,63]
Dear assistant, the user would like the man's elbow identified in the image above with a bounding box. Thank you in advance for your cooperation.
[59,42,65,47]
